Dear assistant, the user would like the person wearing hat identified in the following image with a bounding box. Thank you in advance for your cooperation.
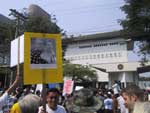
[65,88,102,113]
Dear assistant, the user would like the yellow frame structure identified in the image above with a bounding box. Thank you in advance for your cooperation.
[24,32,63,84]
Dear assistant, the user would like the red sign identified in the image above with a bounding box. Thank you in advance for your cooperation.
[63,80,74,95]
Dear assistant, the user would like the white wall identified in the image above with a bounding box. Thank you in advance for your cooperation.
[10,35,24,67]
[65,38,128,64]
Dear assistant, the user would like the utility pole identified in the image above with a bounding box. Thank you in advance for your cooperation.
[9,9,27,85]
[9,9,27,38]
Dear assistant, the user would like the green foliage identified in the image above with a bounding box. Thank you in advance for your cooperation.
[0,22,15,53]
[120,0,150,63]
[120,0,150,33]
[63,63,97,82]
[0,22,14,43]
[24,16,61,34]
[137,41,150,64]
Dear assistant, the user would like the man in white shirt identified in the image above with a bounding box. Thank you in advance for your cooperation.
[112,80,120,95]
[117,95,129,113]
[38,88,66,113]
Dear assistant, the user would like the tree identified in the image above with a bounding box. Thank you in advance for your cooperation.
[120,0,150,33]
[0,21,15,84]
[63,62,97,83]
[120,0,150,63]
[0,21,15,67]
[24,16,61,34]
[0,22,15,54]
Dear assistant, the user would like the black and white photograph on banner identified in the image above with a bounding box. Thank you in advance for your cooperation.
[30,37,57,69]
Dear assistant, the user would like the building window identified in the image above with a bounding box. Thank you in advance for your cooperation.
[101,54,104,58]
[120,42,125,45]
[110,53,113,57]
[85,55,88,59]
[79,45,92,48]
[114,53,117,57]
[90,55,92,59]
[70,57,73,61]
[93,55,96,59]
[0,57,3,64]
[118,52,122,57]
[78,56,80,60]
[105,53,108,58]
[97,54,100,58]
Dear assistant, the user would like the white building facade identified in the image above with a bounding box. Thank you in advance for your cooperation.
[63,31,142,88]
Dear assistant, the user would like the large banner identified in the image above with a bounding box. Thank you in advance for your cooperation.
[24,32,63,84]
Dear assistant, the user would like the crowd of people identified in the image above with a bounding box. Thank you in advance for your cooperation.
[0,76,150,113]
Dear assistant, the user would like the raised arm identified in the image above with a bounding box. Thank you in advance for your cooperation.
[6,75,20,95]
[0,75,20,108]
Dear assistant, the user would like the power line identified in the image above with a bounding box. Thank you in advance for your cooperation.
[78,24,120,31]
[52,5,122,16]
[66,24,122,35]
[50,2,124,13]
[55,7,122,16]
[9,9,27,38]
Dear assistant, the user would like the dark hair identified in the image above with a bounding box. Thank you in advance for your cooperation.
[107,94,112,98]
[121,84,144,101]
[114,80,118,83]
[46,88,60,95]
